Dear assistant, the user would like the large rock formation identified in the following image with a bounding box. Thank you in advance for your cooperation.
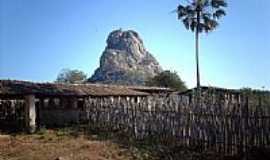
[88,29,162,85]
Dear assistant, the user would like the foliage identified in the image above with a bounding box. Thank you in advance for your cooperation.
[176,0,228,89]
[176,0,227,33]
[125,70,150,85]
[146,70,187,91]
[240,87,270,106]
[56,68,87,84]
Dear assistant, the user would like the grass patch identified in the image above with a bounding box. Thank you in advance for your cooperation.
[0,126,156,160]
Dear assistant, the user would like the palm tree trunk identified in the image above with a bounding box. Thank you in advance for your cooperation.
[195,8,202,153]
[196,10,200,90]
[195,9,201,110]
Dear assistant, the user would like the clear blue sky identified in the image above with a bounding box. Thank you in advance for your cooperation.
[1,0,269,89]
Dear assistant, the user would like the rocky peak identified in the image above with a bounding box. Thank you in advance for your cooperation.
[88,29,162,85]
[106,29,145,55]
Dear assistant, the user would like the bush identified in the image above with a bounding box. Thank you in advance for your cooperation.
[146,70,187,91]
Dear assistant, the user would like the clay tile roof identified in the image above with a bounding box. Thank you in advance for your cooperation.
[0,80,149,97]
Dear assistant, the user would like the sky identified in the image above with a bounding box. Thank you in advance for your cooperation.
[0,0,270,90]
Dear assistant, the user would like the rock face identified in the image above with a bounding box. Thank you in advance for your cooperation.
[88,29,162,85]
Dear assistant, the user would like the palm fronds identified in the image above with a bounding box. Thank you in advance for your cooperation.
[177,0,227,33]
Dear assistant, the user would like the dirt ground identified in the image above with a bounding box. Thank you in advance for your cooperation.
[0,128,269,160]
[0,129,148,160]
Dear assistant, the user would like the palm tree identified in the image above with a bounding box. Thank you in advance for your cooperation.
[176,0,227,91]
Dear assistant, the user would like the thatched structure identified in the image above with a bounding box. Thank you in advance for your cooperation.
[0,80,173,132]
[0,80,152,98]
[1,80,270,156]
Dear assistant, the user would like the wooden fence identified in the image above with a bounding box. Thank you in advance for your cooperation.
[0,89,269,156]
[0,100,25,131]
[83,90,270,156]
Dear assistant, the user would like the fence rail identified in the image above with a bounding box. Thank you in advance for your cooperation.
[83,91,270,156]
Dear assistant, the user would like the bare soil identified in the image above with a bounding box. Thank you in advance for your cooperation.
[0,128,269,160]
[0,129,144,160]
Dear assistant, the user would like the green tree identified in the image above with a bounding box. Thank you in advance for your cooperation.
[146,70,187,91]
[176,0,227,89]
[56,68,87,84]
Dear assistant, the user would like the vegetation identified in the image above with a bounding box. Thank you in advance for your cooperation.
[1,126,268,160]
[146,70,187,91]
[56,68,87,84]
[176,0,227,89]
[240,87,270,106]
[0,127,145,160]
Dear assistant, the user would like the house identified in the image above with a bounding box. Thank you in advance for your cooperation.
[0,80,172,132]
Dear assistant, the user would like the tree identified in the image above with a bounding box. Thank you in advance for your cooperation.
[176,0,227,89]
[56,68,87,84]
[146,70,187,91]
